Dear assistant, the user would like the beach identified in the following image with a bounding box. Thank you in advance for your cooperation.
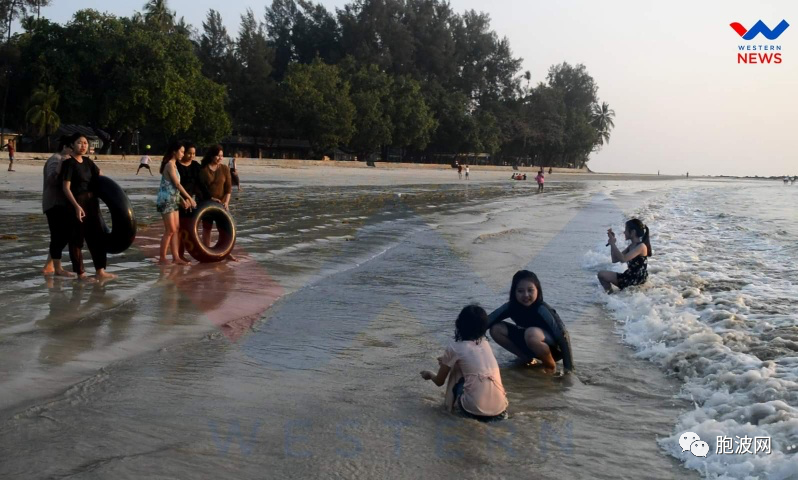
[0,159,795,479]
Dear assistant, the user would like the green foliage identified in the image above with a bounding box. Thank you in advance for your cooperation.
[2,0,613,166]
[9,9,231,150]
[347,64,393,158]
[389,75,436,151]
[280,59,355,155]
[25,83,59,138]
[228,9,276,138]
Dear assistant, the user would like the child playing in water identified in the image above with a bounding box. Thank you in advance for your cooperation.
[489,270,574,375]
[535,169,545,192]
[421,305,508,421]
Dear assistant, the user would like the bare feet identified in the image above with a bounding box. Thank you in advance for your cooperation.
[76,273,96,283]
[42,266,55,275]
[178,256,192,264]
[55,269,75,278]
[95,270,118,281]
[158,259,171,265]
[542,367,557,375]
[173,259,190,265]
[227,254,239,262]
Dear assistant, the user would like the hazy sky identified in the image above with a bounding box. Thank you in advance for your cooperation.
[20,0,798,176]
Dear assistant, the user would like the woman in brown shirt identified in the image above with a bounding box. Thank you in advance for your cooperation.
[199,145,232,246]
[199,145,232,207]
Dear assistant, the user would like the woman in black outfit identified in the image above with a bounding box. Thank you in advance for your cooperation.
[176,141,204,262]
[60,133,116,281]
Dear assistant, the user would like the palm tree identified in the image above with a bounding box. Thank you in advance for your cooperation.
[25,83,60,150]
[143,0,175,30]
[591,101,615,148]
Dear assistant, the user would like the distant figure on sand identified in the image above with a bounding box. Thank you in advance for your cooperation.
[488,270,574,375]
[548,166,552,175]
[229,153,242,192]
[686,172,689,179]
[535,169,545,192]
[597,218,652,293]
[41,135,76,277]
[3,141,15,171]
[137,150,153,175]
[465,165,470,180]
[421,305,508,421]
[458,164,463,179]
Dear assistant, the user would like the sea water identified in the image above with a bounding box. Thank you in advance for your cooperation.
[0,176,794,478]
[585,180,798,478]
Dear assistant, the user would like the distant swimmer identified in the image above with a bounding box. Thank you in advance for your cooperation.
[420,305,508,421]
[597,218,652,293]
[488,270,574,375]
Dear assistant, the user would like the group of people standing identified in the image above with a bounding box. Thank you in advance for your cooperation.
[156,142,239,265]
[41,134,116,281]
[40,137,244,277]
[421,218,652,421]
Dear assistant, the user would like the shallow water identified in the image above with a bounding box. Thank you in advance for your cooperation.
[2,176,791,478]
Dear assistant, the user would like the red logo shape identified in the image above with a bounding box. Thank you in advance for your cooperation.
[730,22,748,37]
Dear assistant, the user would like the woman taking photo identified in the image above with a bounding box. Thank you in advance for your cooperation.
[157,141,197,265]
[60,133,116,281]
[597,218,652,293]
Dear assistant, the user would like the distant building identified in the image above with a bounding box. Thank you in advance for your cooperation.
[0,128,21,149]
[221,135,355,161]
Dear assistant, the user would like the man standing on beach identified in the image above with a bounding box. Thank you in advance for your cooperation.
[137,149,153,176]
[465,165,470,180]
[3,141,15,171]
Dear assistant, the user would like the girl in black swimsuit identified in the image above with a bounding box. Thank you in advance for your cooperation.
[597,218,652,293]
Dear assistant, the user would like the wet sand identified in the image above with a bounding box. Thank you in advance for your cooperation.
[0,163,700,479]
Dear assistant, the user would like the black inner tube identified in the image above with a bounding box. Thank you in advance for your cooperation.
[181,201,236,263]
[94,176,136,254]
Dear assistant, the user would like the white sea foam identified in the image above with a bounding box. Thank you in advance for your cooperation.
[588,184,798,479]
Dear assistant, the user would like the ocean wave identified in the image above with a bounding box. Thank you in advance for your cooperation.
[588,185,798,479]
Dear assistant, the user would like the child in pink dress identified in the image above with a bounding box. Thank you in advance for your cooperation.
[535,169,545,192]
[421,305,509,421]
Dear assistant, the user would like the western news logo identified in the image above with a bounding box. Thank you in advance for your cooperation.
[730,20,789,64]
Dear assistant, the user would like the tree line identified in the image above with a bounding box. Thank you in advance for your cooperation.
[0,0,615,167]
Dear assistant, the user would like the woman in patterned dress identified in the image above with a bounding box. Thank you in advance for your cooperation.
[597,219,652,293]
[157,141,196,265]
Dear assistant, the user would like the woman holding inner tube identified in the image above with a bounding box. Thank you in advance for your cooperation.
[198,145,232,248]
[60,133,116,281]
[176,141,203,262]
[157,141,197,265]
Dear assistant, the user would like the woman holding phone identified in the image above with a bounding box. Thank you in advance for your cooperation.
[597,218,652,293]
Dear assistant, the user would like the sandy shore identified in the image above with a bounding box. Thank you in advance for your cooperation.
[2,155,681,191]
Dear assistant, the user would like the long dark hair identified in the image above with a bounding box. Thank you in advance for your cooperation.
[454,304,489,343]
[508,270,543,314]
[625,218,652,256]
[160,141,183,173]
[201,144,223,167]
